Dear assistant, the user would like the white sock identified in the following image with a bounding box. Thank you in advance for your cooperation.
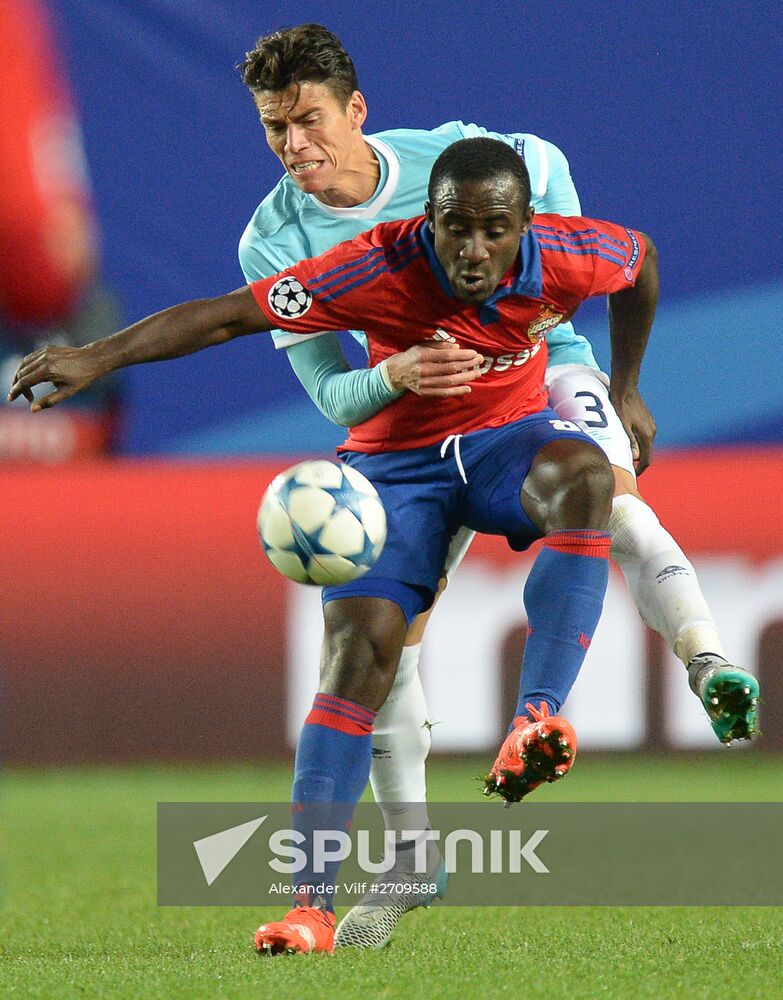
[370,642,432,837]
[610,494,726,665]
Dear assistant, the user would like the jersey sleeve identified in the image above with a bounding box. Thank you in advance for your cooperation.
[238,215,331,349]
[239,193,403,425]
[250,231,394,336]
[537,216,647,300]
[286,333,401,427]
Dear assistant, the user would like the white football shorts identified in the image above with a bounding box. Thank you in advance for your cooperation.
[545,363,636,476]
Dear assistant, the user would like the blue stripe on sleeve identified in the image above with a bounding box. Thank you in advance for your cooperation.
[540,237,629,262]
[308,248,385,292]
[321,260,389,302]
[310,231,422,300]
[389,248,424,273]
[536,242,627,266]
[310,253,388,296]
[533,225,627,251]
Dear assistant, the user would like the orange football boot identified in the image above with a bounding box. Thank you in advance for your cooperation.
[484,701,577,803]
[254,905,336,956]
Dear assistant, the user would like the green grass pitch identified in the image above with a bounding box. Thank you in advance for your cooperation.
[4,754,783,999]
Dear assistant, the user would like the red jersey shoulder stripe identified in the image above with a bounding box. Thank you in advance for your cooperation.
[536,242,628,266]
[534,226,628,266]
[536,233,628,260]
[308,230,425,302]
[320,259,389,301]
[307,230,416,291]
[307,247,385,293]
[534,224,628,251]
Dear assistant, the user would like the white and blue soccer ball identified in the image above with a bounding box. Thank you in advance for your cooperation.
[257,460,387,586]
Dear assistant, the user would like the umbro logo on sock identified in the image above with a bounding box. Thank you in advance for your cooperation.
[371,747,392,759]
[656,565,690,582]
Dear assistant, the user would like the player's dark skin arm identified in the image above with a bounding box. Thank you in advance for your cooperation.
[8,287,270,410]
[10,288,484,410]
[607,234,659,474]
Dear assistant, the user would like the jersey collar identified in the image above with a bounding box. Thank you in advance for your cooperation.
[418,221,543,324]
[305,136,400,219]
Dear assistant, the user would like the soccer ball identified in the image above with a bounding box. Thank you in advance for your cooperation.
[257,460,387,586]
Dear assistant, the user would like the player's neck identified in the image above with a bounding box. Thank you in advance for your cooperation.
[313,139,380,208]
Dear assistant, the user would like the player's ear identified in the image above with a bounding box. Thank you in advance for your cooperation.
[520,205,535,234]
[348,91,367,129]
[425,201,435,229]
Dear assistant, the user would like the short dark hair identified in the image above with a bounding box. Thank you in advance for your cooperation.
[238,24,359,107]
[428,138,531,210]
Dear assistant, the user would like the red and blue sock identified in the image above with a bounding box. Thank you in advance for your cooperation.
[514,530,611,723]
[291,692,377,912]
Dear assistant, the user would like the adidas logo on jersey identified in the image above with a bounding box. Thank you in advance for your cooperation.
[431,328,458,343]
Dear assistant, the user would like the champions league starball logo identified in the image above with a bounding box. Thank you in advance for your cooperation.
[268,276,313,319]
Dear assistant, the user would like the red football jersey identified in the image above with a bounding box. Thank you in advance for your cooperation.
[251,214,646,453]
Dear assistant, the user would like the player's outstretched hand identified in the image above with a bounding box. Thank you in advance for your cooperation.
[8,345,102,411]
[610,385,656,474]
[385,340,484,397]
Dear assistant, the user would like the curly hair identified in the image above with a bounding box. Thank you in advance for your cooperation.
[238,23,359,106]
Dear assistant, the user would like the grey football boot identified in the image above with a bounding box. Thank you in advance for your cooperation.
[334,839,447,949]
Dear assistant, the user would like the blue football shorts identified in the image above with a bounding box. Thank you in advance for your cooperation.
[321,408,600,624]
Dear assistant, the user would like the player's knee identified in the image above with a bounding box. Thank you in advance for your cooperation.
[321,597,406,704]
[323,607,402,675]
[527,442,614,531]
[561,448,614,526]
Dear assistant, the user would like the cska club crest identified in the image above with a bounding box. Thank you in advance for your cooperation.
[527,303,564,342]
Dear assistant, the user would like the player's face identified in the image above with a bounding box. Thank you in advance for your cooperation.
[426,176,534,304]
[254,81,367,197]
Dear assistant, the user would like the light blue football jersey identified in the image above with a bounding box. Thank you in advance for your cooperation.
[239,120,597,369]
